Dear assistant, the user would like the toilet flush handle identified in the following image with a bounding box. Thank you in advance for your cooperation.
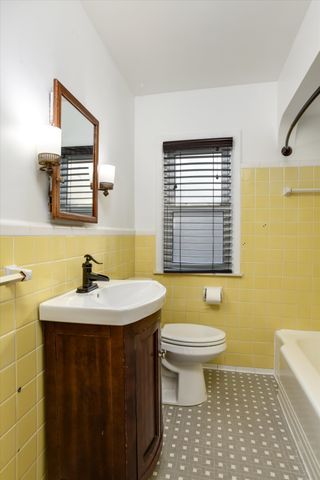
[158,349,166,359]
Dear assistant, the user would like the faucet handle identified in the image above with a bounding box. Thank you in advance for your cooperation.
[84,254,102,265]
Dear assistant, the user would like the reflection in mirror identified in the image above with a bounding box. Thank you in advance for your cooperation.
[60,99,94,216]
[52,79,99,223]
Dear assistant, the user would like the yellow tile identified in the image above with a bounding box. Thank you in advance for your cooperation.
[37,399,45,429]
[36,346,44,375]
[0,332,15,369]
[65,236,84,258]
[36,450,45,480]
[0,238,14,269]
[33,237,51,263]
[17,434,37,479]
[0,395,16,437]
[0,365,16,403]
[269,167,283,182]
[284,167,298,183]
[35,321,43,348]
[269,181,283,195]
[15,293,38,329]
[0,302,14,336]
[255,168,269,182]
[299,208,315,222]
[255,181,269,196]
[269,195,284,209]
[15,264,51,298]
[252,355,273,369]
[242,180,255,195]
[50,261,66,286]
[255,195,269,209]
[0,281,15,303]
[14,237,35,266]
[252,342,273,356]
[0,426,16,470]
[37,373,44,402]
[48,236,66,261]
[17,351,37,388]
[224,353,253,368]
[16,323,36,360]
[66,258,82,282]
[241,195,255,209]
[17,407,37,450]
[21,461,36,480]
[299,166,314,183]
[37,425,45,456]
[16,379,36,420]
[0,456,16,480]
[255,209,269,224]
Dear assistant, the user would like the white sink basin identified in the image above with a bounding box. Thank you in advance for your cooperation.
[39,280,166,326]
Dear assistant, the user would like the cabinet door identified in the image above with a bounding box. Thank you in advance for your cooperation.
[134,316,162,479]
[44,323,115,480]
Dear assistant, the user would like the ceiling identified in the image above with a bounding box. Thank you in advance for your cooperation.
[82,0,310,96]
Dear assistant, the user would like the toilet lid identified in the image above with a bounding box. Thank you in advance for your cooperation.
[161,323,226,347]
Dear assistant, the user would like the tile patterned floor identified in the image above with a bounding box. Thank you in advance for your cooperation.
[150,370,309,480]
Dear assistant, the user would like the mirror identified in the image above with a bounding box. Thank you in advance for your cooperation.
[52,79,99,223]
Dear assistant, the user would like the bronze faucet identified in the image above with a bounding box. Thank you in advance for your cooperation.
[76,254,109,293]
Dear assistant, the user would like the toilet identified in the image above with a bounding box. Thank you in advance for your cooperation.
[161,323,226,406]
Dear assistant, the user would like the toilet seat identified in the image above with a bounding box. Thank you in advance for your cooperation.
[162,323,226,347]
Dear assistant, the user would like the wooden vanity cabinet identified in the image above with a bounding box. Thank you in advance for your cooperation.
[43,311,163,480]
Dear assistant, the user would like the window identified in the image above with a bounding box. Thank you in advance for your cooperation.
[163,137,233,273]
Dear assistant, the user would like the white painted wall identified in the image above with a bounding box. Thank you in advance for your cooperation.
[277,0,320,162]
[0,0,135,232]
[277,0,320,124]
[134,82,279,233]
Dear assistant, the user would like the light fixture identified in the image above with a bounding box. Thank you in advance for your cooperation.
[98,164,115,196]
[37,125,62,175]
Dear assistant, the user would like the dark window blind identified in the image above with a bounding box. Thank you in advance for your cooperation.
[163,138,233,273]
[60,145,93,215]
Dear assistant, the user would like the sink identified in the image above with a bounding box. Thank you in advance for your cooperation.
[39,279,166,326]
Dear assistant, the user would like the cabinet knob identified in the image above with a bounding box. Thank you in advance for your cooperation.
[158,349,166,359]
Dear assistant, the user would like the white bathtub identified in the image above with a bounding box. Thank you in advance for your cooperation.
[275,329,320,480]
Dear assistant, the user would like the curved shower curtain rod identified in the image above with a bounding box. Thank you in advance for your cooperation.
[281,85,320,156]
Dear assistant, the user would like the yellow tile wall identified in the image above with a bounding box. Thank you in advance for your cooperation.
[0,234,135,479]
[135,166,320,370]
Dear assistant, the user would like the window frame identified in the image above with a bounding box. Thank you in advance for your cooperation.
[155,132,241,276]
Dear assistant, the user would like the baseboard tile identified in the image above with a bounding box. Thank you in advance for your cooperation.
[203,363,274,375]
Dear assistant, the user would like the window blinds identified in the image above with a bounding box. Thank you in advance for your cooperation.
[60,145,93,216]
[163,138,233,273]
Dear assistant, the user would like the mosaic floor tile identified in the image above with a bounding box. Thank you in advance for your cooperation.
[150,370,308,480]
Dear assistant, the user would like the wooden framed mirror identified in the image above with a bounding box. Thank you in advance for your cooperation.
[52,79,99,223]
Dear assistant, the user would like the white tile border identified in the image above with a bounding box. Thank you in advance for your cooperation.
[0,220,135,236]
[204,363,274,375]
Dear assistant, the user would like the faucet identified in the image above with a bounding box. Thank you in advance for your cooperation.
[76,254,109,293]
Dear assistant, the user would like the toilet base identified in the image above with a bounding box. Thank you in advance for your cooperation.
[162,362,207,406]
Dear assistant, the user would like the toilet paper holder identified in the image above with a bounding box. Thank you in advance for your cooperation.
[203,286,223,304]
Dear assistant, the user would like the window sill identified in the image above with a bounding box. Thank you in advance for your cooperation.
[153,271,243,278]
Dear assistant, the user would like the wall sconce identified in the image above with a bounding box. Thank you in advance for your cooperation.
[98,164,115,196]
[37,125,62,175]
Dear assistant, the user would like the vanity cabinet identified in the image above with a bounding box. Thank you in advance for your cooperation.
[43,311,162,480]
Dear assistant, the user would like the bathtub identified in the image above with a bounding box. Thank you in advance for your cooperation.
[275,330,320,480]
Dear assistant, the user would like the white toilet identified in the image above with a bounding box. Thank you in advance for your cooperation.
[161,323,226,406]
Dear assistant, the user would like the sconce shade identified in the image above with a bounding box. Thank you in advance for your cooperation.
[37,126,62,174]
[99,164,115,184]
[37,126,62,156]
[98,164,115,196]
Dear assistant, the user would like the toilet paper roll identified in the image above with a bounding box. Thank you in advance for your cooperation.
[203,287,223,305]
